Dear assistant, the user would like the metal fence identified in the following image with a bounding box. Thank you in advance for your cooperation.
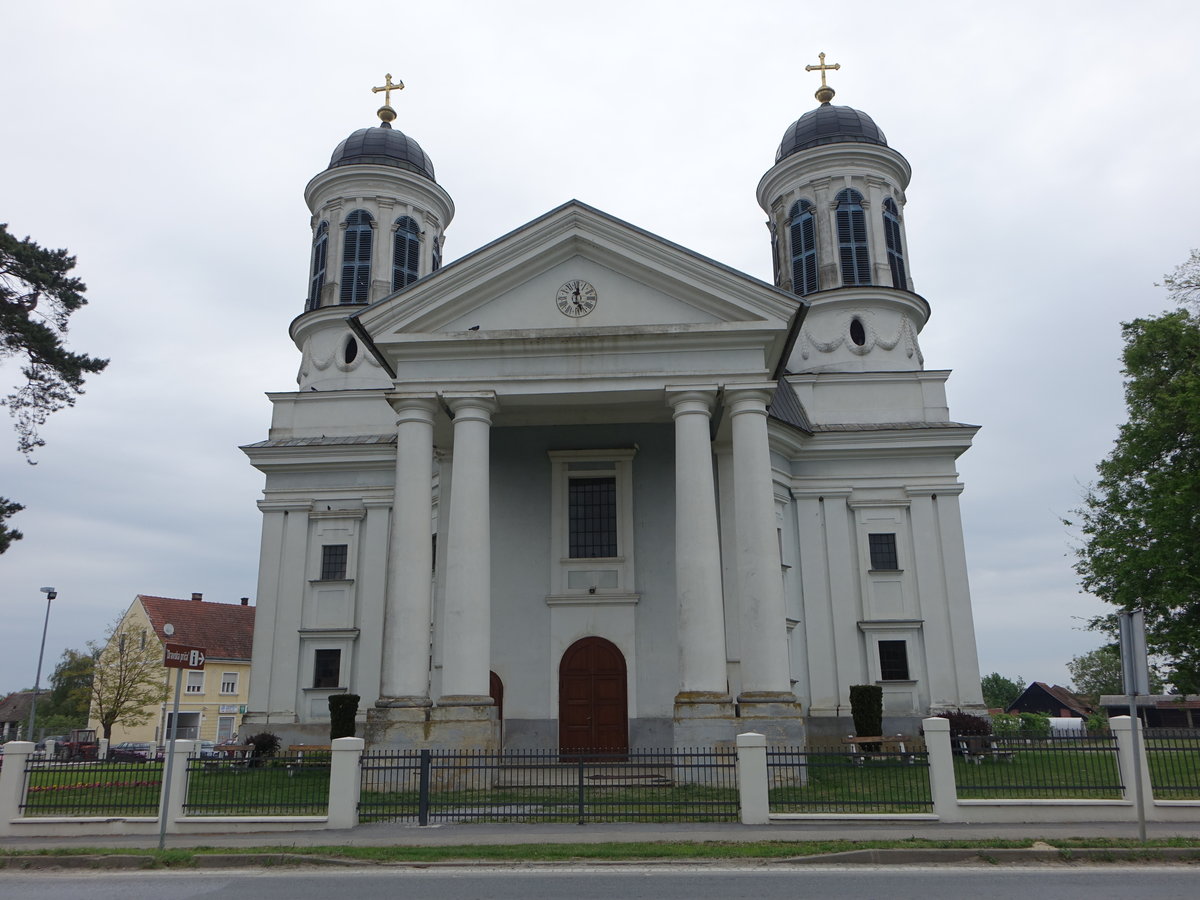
[766,743,933,814]
[19,756,163,817]
[951,734,1123,799]
[1145,728,1200,800]
[182,753,330,816]
[360,747,738,825]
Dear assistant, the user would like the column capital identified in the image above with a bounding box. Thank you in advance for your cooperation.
[665,385,719,416]
[385,391,439,420]
[442,391,499,422]
[723,382,777,414]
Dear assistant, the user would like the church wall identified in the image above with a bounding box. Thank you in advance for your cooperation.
[480,422,677,749]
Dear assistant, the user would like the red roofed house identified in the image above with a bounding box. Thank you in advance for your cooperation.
[87,594,255,746]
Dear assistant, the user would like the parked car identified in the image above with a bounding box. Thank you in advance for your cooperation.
[110,741,161,763]
[196,741,217,758]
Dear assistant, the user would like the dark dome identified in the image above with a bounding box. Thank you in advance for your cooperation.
[776,104,888,162]
[328,124,436,181]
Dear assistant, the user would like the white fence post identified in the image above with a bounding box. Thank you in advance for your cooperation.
[161,739,195,833]
[0,741,34,835]
[921,717,961,822]
[736,731,769,825]
[328,737,365,829]
[1111,715,1153,814]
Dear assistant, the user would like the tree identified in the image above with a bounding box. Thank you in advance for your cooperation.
[0,223,108,551]
[44,648,95,725]
[88,619,168,740]
[1067,645,1163,706]
[1068,253,1200,693]
[980,672,1025,710]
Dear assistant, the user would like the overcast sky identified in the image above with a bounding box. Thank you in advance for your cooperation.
[2,2,1197,700]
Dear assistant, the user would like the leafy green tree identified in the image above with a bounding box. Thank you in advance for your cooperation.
[1067,645,1163,705]
[1068,253,1200,693]
[88,619,168,740]
[980,672,1025,710]
[0,223,108,551]
[44,648,95,725]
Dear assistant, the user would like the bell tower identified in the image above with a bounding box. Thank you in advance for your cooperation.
[757,55,926,373]
[293,75,455,391]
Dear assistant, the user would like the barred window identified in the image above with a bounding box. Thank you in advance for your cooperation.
[879,640,910,681]
[868,533,899,570]
[569,477,618,558]
[320,544,348,581]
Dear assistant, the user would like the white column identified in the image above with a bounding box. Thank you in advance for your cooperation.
[667,387,729,699]
[439,392,497,704]
[727,385,794,700]
[378,394,438,706]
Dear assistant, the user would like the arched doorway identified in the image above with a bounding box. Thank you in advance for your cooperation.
[558,637,628,754]
[489,671,504,746]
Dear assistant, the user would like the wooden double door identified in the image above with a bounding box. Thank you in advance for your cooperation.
[558,637,628,754]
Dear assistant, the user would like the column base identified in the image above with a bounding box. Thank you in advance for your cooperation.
[363,702,499,751]
[374,696,433,709]
[673,693,738,748]
[735,691,806,744]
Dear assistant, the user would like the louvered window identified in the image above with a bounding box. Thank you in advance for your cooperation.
[340,210,373,305]
[883,198,907,289]
[788,200,818,296]
[432,236,442,273]
[393,216,421,290]
[307,221,328,310]
[835,189,871,286]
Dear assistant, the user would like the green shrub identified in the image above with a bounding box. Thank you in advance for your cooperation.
[935,709,992,735]
[991,713,1021,736]
[1018,712,1051,737]
[1085,710,1110,734]
[849,685,883,737]
[245,732,280,760]
[329,693,360,740]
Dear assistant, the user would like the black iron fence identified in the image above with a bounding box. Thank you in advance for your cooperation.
[1145,728,1200,800]
[182,753,330,816]
[360,747,738,825]
[766,743,933,814]
[19,756,162,817]
[952,733,1123,799]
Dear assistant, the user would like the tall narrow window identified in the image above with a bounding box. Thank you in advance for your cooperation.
[883,198,906,289]
[340,210,373,304]
[835,189,871,285]
[788,200,818,295]
[569,476,618,558]
[308,221,328,310]
[392,216,421,290]
[320,544,348,580]
[313,649,341,689]
[432,236,442,273]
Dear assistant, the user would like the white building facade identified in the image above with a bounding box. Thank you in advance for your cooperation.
[241,76,985,750]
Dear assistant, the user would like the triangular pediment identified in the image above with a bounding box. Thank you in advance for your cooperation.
[351,201,805,393]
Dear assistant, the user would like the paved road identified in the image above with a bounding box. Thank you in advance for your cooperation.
[1,866,1197,900]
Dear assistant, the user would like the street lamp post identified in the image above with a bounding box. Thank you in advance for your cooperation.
[27,587,57,742]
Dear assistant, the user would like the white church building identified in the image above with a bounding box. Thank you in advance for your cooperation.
[241,65,985,751]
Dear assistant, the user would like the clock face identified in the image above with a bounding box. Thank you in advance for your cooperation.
[556,280,598,317]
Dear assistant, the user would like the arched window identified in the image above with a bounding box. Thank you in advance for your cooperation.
[835,189,871,286]
[393,216,421,290]
[307,221,328,311]
[340,210,373,305]
[883,198,906,289]
[432,236,442,273]
[788,200,818,296]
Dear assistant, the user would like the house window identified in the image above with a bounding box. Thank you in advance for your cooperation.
[835,188,871,285]
[788,199,818,295]
[308,221,329,310]
[878,640,911,681]
[185,671,205,694]
[313,649,341,689]
[868,533,899,570]
[392,216,421,290]
[216,716,235,743]
[569,477,618,558]
[220,672,239,695]
[883,198,906,289]
[340,210,373,304]
[320,544,348,580]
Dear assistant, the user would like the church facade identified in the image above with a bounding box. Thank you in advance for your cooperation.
[241,68,985,750]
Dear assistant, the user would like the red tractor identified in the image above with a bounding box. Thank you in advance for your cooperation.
[56,728,100,761]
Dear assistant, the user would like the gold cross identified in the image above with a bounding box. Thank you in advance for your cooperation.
[805,52,840,88]
[371,73,404,106]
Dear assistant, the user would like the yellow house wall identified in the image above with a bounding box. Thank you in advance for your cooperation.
[87,600,253,747]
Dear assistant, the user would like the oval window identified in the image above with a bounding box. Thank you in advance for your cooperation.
[849,317,867,346]
[344,337,358,364]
